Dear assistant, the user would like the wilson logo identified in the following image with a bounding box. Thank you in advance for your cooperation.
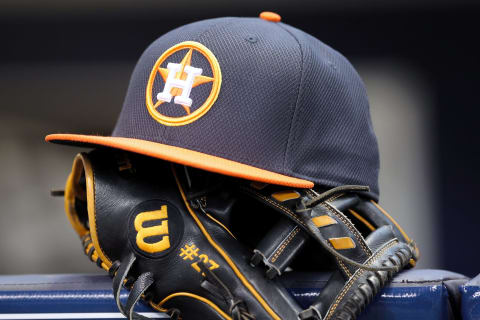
[134,206,170,254]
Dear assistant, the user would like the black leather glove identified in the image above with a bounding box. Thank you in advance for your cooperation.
[62,149,418,320]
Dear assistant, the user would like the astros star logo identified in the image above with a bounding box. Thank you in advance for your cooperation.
[146,41,222,126]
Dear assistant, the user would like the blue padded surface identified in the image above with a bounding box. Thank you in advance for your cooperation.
[0,269,468,320]
[461,273,480,320]
[0,274,163,319]
[281,269,468,320]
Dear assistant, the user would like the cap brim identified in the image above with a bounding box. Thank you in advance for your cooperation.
[46,134,314,188]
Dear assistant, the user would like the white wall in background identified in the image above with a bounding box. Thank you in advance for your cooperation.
[358,61,437,268]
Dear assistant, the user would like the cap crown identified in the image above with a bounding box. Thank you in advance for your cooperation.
[113,17,379,196]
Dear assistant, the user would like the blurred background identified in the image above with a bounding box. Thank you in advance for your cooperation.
[0,0,479,277]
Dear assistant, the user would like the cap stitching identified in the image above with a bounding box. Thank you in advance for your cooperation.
[277,23,305,176]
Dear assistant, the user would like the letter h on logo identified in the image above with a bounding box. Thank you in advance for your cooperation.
[157,63,203,107]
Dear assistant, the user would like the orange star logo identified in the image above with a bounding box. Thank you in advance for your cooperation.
[146,41,222,126]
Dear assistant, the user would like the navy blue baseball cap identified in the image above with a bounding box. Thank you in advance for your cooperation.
[46,12,380,197]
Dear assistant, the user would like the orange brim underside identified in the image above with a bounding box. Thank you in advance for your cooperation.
[45,134,314,188]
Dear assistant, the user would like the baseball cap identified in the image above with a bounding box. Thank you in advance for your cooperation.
[46,12,380,197]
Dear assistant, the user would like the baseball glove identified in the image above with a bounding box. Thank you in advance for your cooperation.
[61,149,418,320]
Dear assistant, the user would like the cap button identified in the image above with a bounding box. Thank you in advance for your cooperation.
[259,11,281,23]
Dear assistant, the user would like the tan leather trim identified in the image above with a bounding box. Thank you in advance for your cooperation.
[324,239,398,320]
[311,215,337,227]
[172,165,282,320]
[206,213,237,240]
[151,292,232,320]
[347,209,376,232]
[76,153,112,268]
[271,190,300,202]
[64,157,89,237]
[328,237,356,250]
[370,200,410,242]
[370,201,420,266]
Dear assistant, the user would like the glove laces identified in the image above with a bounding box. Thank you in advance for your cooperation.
[108,253,254,320]
[198,261,255,320]
[296,185,410,272]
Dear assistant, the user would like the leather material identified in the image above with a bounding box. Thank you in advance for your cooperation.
[112,253,137,316]
[364,226,397,253]
[299,227,411,320]
[162,296,227,320]
[82,149,302,319]
[65,149,417,320]
[352,198,418,256]
[320,239,412,320]
[125,272,155,319]
[251,216,308,279]
[242,185,375,277]
[0,270,469,320]
[240,184,416,319]
[241,185,419,277]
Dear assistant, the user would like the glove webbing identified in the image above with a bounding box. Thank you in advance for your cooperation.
[296,186,406,273]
